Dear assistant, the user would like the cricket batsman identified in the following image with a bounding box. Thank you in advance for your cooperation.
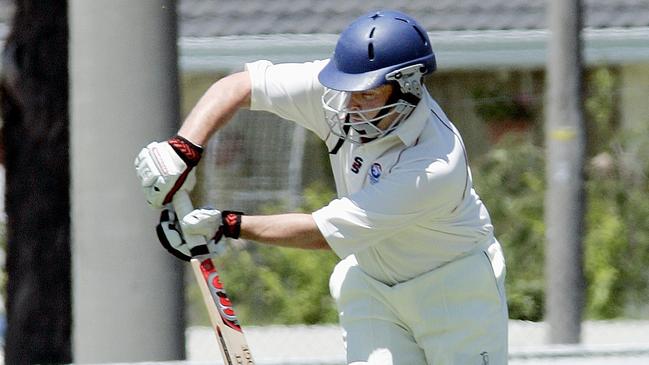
[135,9,508,365]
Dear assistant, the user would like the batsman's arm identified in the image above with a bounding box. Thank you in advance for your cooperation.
[240,214,330,250]
[178,71,251,146]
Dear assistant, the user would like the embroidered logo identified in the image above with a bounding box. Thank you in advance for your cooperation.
[369,163,382,184]
[351,156,363,174]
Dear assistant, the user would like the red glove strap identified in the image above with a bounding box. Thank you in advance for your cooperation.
[168,135,203,167]
[221,211,244,239]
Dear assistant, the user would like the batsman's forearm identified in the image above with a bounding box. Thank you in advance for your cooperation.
[240,214,330,250]
[178,71,251,146]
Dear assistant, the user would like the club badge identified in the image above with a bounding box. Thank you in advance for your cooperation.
[369,163,382,184]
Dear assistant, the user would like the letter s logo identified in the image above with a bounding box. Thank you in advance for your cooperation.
[351,156,363,174]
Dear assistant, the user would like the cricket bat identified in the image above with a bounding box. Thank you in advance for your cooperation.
[173,190,254,365]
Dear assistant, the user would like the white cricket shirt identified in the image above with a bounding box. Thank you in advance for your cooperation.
[246,60,496,285]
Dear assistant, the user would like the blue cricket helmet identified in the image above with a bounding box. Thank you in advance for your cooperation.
[318,10,436,92]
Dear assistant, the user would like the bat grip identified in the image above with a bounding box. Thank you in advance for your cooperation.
[172,190,208,250]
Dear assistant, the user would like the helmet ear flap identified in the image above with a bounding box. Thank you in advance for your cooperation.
[392,84,422,106]
[385,63,426,99]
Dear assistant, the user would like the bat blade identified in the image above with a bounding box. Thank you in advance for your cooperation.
[172,190,254,365]
[191,256,254,365]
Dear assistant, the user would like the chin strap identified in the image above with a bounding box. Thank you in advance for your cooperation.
[329,122,350,155]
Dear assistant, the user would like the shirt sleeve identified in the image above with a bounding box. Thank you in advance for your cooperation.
[312,148,468,258]
[245,59,330,140]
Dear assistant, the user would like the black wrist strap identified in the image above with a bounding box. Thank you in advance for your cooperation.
[221,210,244,239]
[167,135,203,167]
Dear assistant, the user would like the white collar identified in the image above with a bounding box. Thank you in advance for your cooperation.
[392,89,431,147]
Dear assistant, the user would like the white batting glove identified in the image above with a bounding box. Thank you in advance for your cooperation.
[134,135,203,209]
[181,208,223,238]
[182,208,245,240]
[156,207,224,261]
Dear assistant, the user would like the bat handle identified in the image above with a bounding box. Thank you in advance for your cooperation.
[172,190,208,250]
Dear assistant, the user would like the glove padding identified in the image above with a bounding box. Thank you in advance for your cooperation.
[182,208,244,239]
[156,207,224,262]
[134,136,203,209]
[181,208,223,237]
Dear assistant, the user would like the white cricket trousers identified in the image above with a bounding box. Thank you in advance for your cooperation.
[330,242,508,365]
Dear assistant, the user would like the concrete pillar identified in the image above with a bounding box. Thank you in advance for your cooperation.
[544,0,585,344]
[70,0,185,362]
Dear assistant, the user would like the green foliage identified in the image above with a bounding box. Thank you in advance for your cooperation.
[581,67,649,318]
[583,171,626,318]
[472,139,546,320]
[472,135,649,321]
[211,245,339,325]
[471,67,649,321]
[584,68,617,155]
[584,154,649,318]
[471,84,534,123]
